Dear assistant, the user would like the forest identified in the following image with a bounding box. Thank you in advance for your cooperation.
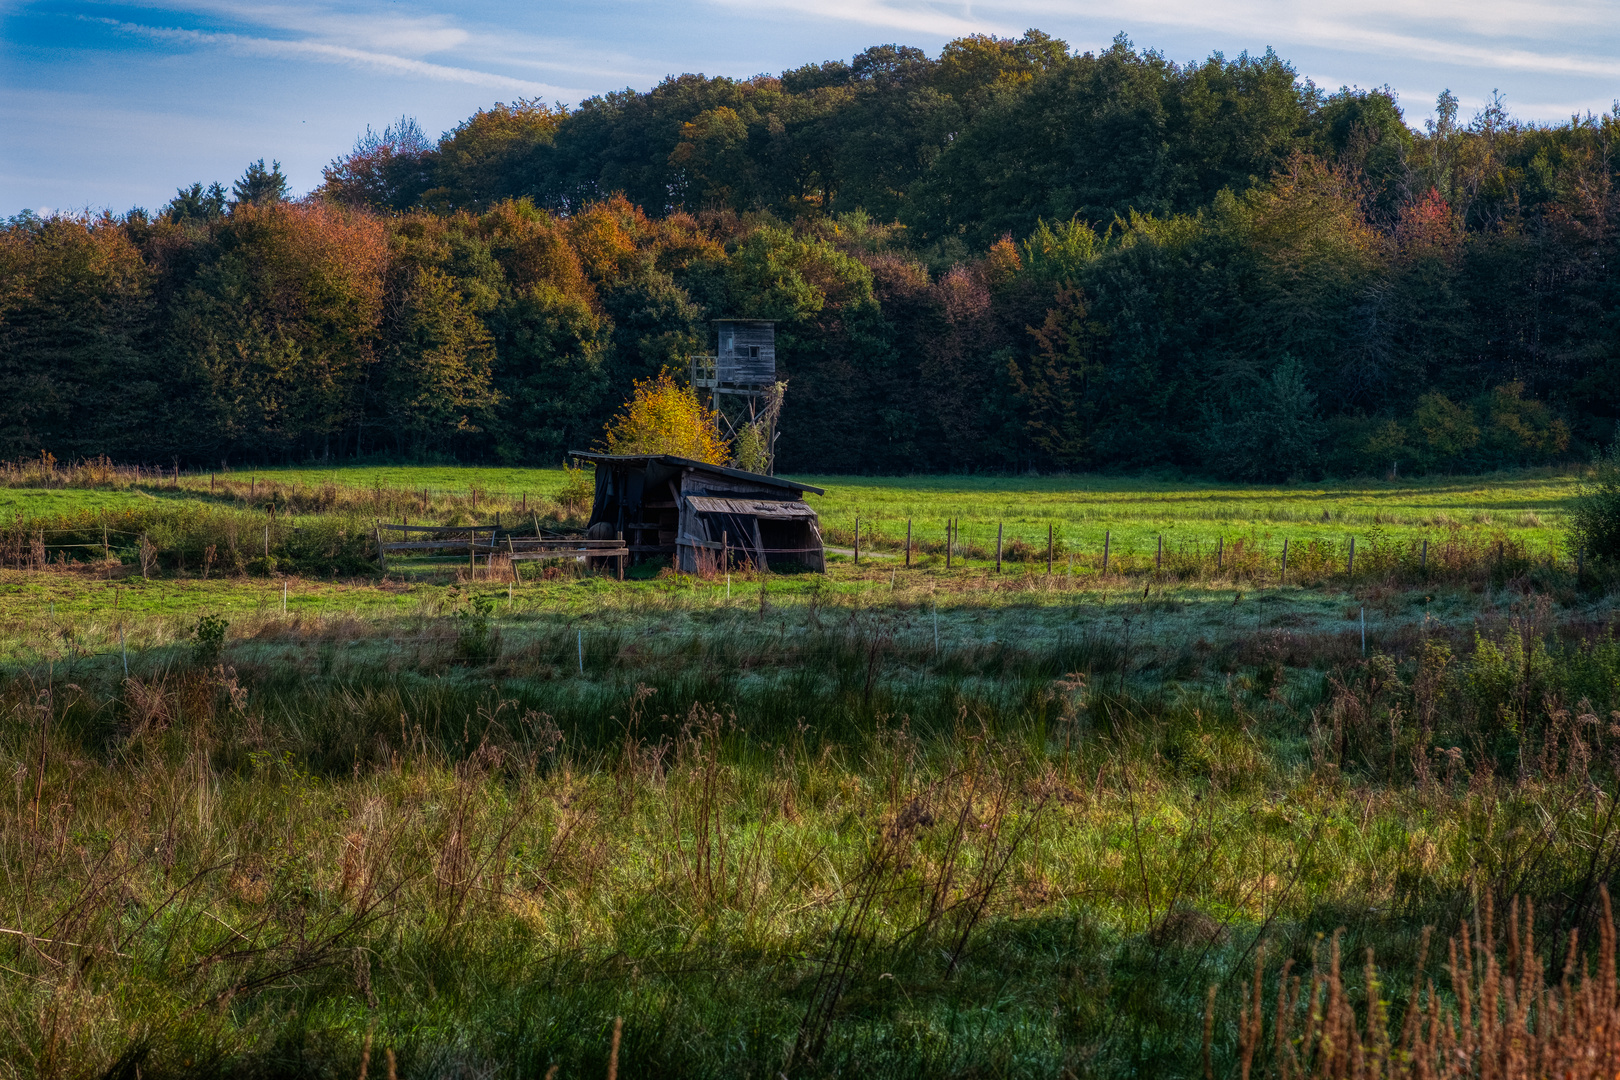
[2,31,1617,478]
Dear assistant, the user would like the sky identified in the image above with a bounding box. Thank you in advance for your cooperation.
[5,0,1620,217]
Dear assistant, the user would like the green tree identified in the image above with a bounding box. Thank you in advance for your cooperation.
[231,159,290,207]
[0,214,159,459]
[164,182,228,225]
[1571,436,1620,562]
[374,265,500,453]
[1009,286,1106,467]
[1203,358,1322,480]
[1411,392,1479,465]
[424,99,568,210]
[165,203,388,459]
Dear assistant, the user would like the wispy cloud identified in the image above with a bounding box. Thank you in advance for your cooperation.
[94,0,648,87]
[704,0,997,38]
[710,0,1620,86]
[93,16,559,94]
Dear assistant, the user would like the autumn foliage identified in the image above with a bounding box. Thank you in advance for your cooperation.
[601,371,729,464]
[3,34,1618,476]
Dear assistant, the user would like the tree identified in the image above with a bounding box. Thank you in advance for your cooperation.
[1203,357,1322,480]
[375,265,500,452]
[423,99,567,210]
[0,214,158,459]
[165,182,228,225]
[231,160,290,207]
[668,107,753,210]
[165,202,388,458]
[1411,392,1479,466]
[600,370,728,463]
[1570,436,1620,562]
[321,117,435,211]
[1010,286,1106,467]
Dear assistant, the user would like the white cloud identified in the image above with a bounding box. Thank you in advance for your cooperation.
[95,0,474,55]
[704,0,998,37]
[93,17,562,94]
[705,0,1620,86]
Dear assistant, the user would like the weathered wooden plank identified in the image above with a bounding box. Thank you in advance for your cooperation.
[382,540,503,552]
[379,523,496,534]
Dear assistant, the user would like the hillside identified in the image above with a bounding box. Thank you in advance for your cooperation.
[1,33,1616,474]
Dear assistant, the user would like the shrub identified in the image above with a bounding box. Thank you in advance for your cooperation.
[1570,438,1620,563]
[453,594,498,664]
[191,613,228,666]
[558,463,595,510]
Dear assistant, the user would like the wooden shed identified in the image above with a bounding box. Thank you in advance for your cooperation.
[568,452,825,573]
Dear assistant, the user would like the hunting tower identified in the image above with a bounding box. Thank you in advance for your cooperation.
[689,320,782,473]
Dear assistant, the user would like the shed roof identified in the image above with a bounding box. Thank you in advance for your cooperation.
[687,496,817,520]
[567,452,824,496]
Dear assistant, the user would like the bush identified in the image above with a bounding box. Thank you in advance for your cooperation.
[1570,439,1620,563]
[191,613,228,666]
[453,594,499,664]
[558,463,595,510]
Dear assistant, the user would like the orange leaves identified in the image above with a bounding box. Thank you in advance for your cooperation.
[1395,187,1461,263]
[475,201,593,306]
[565,196,649,283]
[220,202,388,334]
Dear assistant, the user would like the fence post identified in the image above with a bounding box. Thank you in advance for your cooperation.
[1578,546,1584,580]
[1217,536,1223,573]
[1102,530,1110,575]
[946,520,952,570]
[1047,524,1053,574]
[1347,536,1355,580]
[263,524,269,559]
[905,519,912,567]
[375,522,387,573]
[469,533,475,575]
[102,525,109,562]
[1156,535,1162,575]
[1421,538,1428,574]
[723,530,729,573]
[996,523,1003,573]
[1281,537,1288,584]
[854,515,860,565]
[617,531,624,581]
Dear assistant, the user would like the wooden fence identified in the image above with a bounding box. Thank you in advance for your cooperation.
[374,522,627,580]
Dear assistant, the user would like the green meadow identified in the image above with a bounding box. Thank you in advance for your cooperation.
[0,466,1616,1078]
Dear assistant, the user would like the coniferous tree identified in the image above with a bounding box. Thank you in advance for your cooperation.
[231,159,290,208]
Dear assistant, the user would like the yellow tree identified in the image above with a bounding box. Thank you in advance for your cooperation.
[601,371,729,464]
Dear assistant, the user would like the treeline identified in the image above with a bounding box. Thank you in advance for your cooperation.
[2,33,1618,476]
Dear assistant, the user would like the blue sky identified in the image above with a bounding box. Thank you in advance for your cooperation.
[5,0,1619,216]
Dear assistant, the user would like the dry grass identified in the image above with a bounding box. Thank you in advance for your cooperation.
[1232,891,1620,1078]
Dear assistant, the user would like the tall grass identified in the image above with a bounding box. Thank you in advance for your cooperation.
[3,602,1620,1075]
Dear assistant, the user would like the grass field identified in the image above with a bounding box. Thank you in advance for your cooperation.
[1,464,1617,1078]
